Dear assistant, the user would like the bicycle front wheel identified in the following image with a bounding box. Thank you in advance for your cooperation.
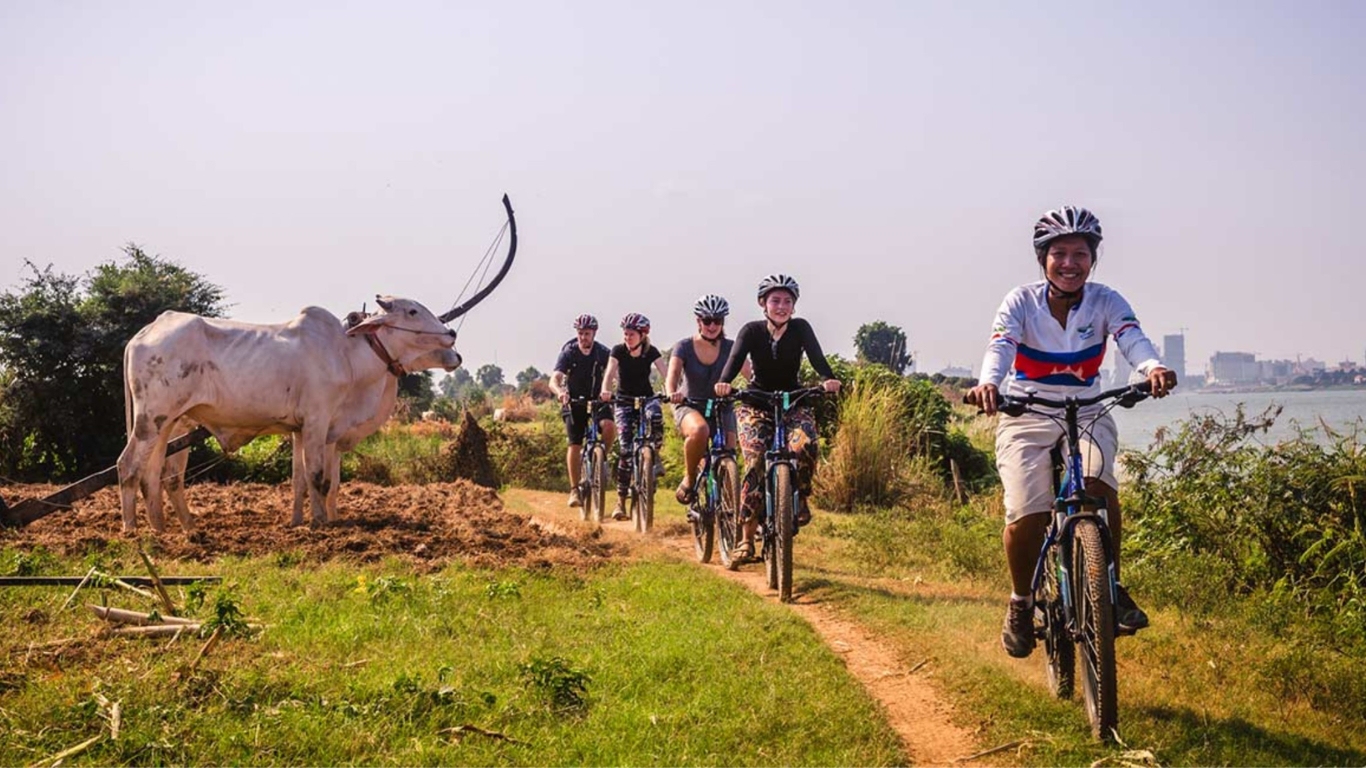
[715,458,742,570]
[636,446,655,533]
[588,444,608,524]
[1040,543,1075,700]
[1074,518,1118,741]
[774,463,796,603]
[691,472,715,564]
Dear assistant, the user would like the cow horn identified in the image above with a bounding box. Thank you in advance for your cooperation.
[438,194,518,323]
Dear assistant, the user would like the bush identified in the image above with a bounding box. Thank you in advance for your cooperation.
[1122,405,1366,644]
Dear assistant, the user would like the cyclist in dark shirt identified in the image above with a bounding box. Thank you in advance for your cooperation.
[599,313,670,520]
[715,274,841,560]
[550,314,616,508]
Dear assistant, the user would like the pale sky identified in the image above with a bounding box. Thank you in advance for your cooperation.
[3,1,1363,381]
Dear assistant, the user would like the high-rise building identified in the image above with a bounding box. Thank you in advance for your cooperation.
[1162,333,1186,381]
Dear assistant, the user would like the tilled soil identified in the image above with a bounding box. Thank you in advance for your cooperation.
[0,481,616,572]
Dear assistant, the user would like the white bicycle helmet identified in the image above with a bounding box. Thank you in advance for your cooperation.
[693,294,730,318]
[1033,206,1103,253]
[756,274,800,301]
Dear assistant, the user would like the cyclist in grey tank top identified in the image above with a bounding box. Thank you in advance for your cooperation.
[664,294,750,505]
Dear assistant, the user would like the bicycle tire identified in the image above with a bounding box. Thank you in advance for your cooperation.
[1074,518,1118,741]
[691,471,715,564]
[716,458,742,570]
[774,464,796,602]
[636,446,655,533]
[589,444,608,524]
[1039,543,1075,700]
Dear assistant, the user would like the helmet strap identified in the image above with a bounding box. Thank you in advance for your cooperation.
[1046,280,1084,304]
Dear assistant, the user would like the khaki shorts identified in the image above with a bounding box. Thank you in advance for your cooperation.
[995,408,1119,524]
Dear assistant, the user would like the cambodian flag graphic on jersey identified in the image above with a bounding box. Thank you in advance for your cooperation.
[1013,342,1106,386]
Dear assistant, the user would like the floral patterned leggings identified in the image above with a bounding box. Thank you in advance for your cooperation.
[735,402,818,519]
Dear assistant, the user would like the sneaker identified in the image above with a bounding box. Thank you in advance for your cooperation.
[1115,583,1150,633]
[653,460,664,480]
[611,499,629,521]
[796,499,812,526]
[567,487,582,508]
[1002,597,1036,658]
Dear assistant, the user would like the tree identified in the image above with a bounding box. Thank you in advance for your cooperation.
[439,368,475,399]
[0,246,226,480]
[476,363,505,391]
[854,321,912,374]
[515,365,547,391]
[397,370,436,418]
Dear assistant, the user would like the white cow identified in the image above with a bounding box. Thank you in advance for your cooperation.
[118,298,463,532]
[154,335,461,530]
[118,195,517,534]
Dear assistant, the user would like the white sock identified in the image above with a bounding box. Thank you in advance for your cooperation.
[1010,592,1032,604]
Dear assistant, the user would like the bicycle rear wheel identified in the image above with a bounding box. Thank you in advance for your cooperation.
[774,464,796,603]
[691,472,715,564]
[636,446,655,533]
[715,458,742,570]
[588,445,608,524]
[1074,518,1118,740]
[1039,543,1075,700]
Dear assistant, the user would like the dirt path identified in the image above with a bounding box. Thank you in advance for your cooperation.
[506,489,982,767]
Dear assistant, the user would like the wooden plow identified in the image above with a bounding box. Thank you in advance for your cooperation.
[0,427,210,528]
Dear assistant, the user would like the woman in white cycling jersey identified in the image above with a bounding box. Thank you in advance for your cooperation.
[966,206,1177,659]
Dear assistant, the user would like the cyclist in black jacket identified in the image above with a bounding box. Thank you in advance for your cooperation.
[715,274,841,560]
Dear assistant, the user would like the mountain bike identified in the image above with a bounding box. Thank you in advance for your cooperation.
[568,397,611,524]
[737,387,828,603]
[613,394,665,533]
[679,396,741,566]
[978,381,1151,741]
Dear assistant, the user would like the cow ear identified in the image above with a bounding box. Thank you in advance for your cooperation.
[375,295,394,312]
[346,314,386,336]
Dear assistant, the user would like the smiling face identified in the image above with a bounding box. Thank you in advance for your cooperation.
[696,314,724,340]
[1042,235,1094,295]
[760,289,796,324]
[622,328,642,349]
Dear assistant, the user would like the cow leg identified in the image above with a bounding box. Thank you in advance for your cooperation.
[301,426,331,527]
[116,437,149,533]
[324,443,341,522]
[162,445,195,532]
[140,428,174,533]
[289,437,308,527]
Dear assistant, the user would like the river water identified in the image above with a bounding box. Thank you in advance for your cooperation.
[1110,388,1366,450]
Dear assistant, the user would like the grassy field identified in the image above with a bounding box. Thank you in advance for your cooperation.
[0,546,903,767]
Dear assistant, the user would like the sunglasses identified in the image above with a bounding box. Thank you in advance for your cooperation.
[699,317,724,326]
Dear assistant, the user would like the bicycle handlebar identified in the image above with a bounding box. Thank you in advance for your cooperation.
[735,386,830,409]
[963,381,1152,415]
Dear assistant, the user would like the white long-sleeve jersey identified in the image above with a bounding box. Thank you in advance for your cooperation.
[977,281,1163,400]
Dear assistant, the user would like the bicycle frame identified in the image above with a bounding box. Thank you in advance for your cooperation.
[683,397,736,514]
[739,388,824,535]
[616,394,664,494]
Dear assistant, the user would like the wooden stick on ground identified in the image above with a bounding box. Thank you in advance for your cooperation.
[953,739,1031,763]
[111,624,202,638]
[137,543,177,615]
[58,566,98,612]
[87,605,197,626]
[25,734,102,768]
[190,626,223,671]
[94,570,156,600]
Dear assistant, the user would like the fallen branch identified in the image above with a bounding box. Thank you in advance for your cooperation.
[25,734,102,768]
[439,724,525,745]
[190,626,224,670]
[908,657,931,674]
[87,605,197,626]
[954,739,1032,763]
[8,637,81,655]
[111,624,199,638]
[137,544,177,616]
[58,566,98,612]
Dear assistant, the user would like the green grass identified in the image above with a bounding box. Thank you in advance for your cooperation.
[0,553,903,767]
[787,506,1366,766]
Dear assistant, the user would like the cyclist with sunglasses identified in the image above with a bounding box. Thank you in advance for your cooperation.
[600,312,670,521]
[664,294,751,505]
[551,314,616,508]
[965,206,1177,658]
[714,274,841,561]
